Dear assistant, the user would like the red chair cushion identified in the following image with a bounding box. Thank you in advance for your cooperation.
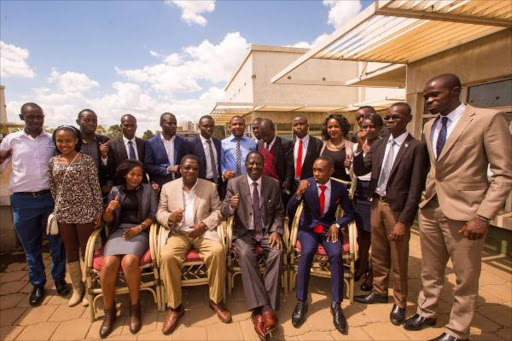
[92,247,152,271]
[295,235,350,255]
[184,250,202,262]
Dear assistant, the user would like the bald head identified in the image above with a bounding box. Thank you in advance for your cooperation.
[423,73,462,115]
[427,73,462,90]
[259,119,275,144]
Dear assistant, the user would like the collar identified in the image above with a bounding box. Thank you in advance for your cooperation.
[264,135,277,149]
[22,129,50,139]
[441,103,466,123]
[199,134,213,145]
[389,131,409,146]
[296,135,310,144]
[161,134,176,143]
[316,179,331,190]
[229,134,245,142]
[123,136,136,145]
[182,179,198,193]
[247,175,262,187]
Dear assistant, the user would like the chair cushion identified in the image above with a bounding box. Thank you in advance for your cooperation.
[184,250,202,262]
[92,247,152,271]
[295,236,350,255]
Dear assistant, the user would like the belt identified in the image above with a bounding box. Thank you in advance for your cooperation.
[14,189,51,197]
[373,193,387,202]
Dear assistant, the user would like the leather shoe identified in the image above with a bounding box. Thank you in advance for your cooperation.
[251,312,268,341]
[129,301,141,334]
[354,292,388,304]
[55,279,70,296]
[403,314,437,331]
[99,303,117,339]
[209,300,232,323]
[360,281,373,291]
[291,301,308,327]
[262,310,277,334]
[390,304,406,325]
[162,305,185,335]
[29,286,45,306]
[330,302,348,335]
[429,332,468,341]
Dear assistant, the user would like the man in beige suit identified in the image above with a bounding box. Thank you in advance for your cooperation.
[403,74,512,341]
[157,155,231,335]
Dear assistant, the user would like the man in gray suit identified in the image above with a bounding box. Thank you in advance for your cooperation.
[222,152,285,341]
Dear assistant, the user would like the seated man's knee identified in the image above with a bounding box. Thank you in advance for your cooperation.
[267,247,283,261]
[210,243,225,259]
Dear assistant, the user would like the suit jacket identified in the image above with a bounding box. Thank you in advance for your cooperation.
[353,133,429,227]
[221,175,285,239]
[290,135,323,181]
[188,135,222,181]
[156,178,222,242]
[107,137,146,186]
[287,178,354,232]
[257,136,294,191]
[420,104,512,221]
[145,135,191,186]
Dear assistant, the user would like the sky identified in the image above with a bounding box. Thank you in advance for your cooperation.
[1,0,374,134]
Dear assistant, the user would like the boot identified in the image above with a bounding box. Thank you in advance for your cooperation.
[129,300,142,334]
[100,303,117,339]
[67,261,85,307]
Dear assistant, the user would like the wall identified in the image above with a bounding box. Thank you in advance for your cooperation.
[225,54,254,103]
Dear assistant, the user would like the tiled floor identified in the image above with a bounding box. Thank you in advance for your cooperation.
[1,229,511,341]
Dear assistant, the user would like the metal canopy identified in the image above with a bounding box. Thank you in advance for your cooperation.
[272,0,512,84]
[346,63,407,87]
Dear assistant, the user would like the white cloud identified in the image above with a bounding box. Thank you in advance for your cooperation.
[288,33,331,49]
[166,0,215,26]
[48,68,99,93]
[0,41,35,78]
[323,0,362,30]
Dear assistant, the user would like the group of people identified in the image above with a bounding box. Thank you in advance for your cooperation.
[0,72,511,341]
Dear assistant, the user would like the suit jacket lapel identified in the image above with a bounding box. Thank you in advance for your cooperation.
[389,134,412,177]
[117,139,128,160]
[173,137,181,165]
[375,135,390,176]
[193,180,203,222]
[135,138,144,160]
[308,180,321,216]
[424,119,436,165]
[155,137,170,164]
[437,106,475,162]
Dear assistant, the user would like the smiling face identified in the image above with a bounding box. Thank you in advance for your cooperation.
[327,118,342,140]
[180,158,199,184]
[20,105,45,134]
[77,111,98,135]
[230,117,246,138]
[55,129,78,155]
[125,166,144,189]
[245,153,264,181]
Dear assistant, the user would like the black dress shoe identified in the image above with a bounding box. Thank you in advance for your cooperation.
[390,304,406,325]
[55,279,70,296]
[29,286,45,306]
[330,302,348,335]
[360,281,373,291]
[403,314,437,331]
[354,292,388,304]
[291,301,308,328]
[429,332,468,341]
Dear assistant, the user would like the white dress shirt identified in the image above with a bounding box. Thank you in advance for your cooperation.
[294,135,310,180]
[0,130,56,192]
[123,136,139,161]
[246,175,263,230]
[431,104,466,159]
[375,131,409,196]
[179,181,198,233]
[199,135,218,179]
[316,179,332,215]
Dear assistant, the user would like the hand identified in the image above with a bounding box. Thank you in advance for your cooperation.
[123,226,142,240]
[389,222,407,241]
[167,165,179,173]
[230,193,240,210]
[459,217,489,240]
[101,185,112,195]
[151,182,160,192]
[223,171,235,180]
[106,195,120,212]
[296,180,310,197]
[94,213,102,229]
[357,130,368,152]
[269,232,283,250]
[326,224,339,243]
[343,156,352,168]
[99,142,109,159]
[169,208,184,224]
[187,223,207,238]
[0,148,13,163]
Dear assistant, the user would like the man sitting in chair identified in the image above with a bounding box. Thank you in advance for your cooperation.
[222,151,285,341]
[157,154,231,335]
[287,156,355,335]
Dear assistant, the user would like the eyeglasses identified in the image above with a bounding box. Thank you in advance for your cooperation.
[383,115,402,121]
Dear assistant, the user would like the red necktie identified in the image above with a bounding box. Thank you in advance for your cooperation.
[296,140,303,178]
[314,185,327,233]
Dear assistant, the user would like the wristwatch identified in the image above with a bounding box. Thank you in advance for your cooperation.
[476,215,491,223]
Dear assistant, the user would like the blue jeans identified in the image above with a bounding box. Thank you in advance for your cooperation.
[11,192,66,287]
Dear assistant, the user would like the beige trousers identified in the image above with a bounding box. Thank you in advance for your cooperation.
[417,199,484,340]
[160,233,225,308]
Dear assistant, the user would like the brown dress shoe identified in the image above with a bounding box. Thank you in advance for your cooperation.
[263,310,278,334]
[209,300,232,323]
[129,301,142,334]
[251,312,268,341]
[162,305,185,335]
[99,303,117,339]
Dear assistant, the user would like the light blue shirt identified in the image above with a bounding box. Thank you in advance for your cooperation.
[221,135,256,175]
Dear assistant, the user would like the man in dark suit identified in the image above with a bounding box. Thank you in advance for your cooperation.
[106,114,147,186]
[145,112,190,188]
[257,119,293,203]
[221,152,285,341]
[189,115,223,197]
[353,102,429,326]
[287,156,355,334]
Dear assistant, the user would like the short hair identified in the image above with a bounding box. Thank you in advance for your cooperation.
[361,113,384,128]
[52,125,83,153]
[357,106,377,114]
[115,159,145,180]
[260,118,275,130]
[321,113,351,140]
[198,115,214,125]
[121,114,137,123]
[292,115,308,124]
[390,102,412,116]
[180,154,199,166]
[246,151,263,163]
[230,115,245,124]
[77,109,96,120]
[252,117,263,124]
[428,73,462,90]
[20,102,42,116]
[315,156,334,169]
[160,112,176,125]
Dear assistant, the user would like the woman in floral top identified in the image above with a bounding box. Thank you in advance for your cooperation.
[48,125,103,307]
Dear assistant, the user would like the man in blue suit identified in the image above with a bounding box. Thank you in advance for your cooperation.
[287,156,354,335]
[145,112,190,187]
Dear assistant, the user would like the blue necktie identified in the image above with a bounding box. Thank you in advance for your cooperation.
[128,140,136,160]
[436,117,449,159]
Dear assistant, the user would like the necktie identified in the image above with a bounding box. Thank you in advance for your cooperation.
[235,138,242,176]
[128,140,136,160]
[314,185,327,234]
[436,117,449,159]
[206,139,219,183]
[376,139,395,196]
[252,182,263,242]
[296,139,303,178]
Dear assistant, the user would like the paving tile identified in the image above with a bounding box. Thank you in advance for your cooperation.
[19,283,33,294]
[48,304,86,322]
[16,292,52,307]
[329,326,371,340]
[187,305,220,326]
[239,319,261,341]
[496,328,512,340]
[169,326,207,341]
[136,330,171,340]
[0,281,26,295]
[477,305,512,328]
[363,321,410,340]
[16,322,59,341]
[297,331,334,340]
[50,319,91,341]
[46,293,72,305]
[107,334,136,341]
[2,262,27,272]
[342,304,373,327]
[206,322,243,340]
[480,283,512,302]
[304,307,335,331]
[471,312,501,333]
[361,301,395,323]
[0,326,24,341]
[280,314,311,337]
[228,299,252,322]
[0,271,27,284]
[0,307,26,326]
[17,305,57,326]
[0,293,26,310]
[479,270,510,287]
[470,331,505,340]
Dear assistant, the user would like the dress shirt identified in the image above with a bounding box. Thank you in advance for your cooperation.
[179,181,198,233]
[316,179,332,215]
[294,135,310,180]
[161,135,176,168]
[0,130,55,192]
[352,143,371,181]
[246,175,263,230]
[123,136,139,161]
[199,134,218,179]
[375,131,409,196]
[262,136,277,155]
[431,104,466,159]
[221,135,257,175]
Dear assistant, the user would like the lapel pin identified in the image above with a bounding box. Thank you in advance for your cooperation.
[405,143,409,148]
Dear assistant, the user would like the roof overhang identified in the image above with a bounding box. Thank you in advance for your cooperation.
[272,0,512,84]
[346,63,406,88]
